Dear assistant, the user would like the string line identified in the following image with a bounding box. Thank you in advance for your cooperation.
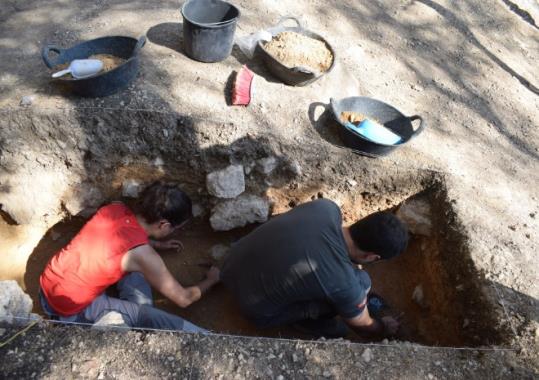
[1,315,517,353]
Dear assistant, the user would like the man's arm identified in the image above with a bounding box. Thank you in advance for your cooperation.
[121,244,219,308]
[344,300,400,337]
[148,239,184,252]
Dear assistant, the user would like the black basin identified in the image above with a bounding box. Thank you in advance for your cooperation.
[330,96,426,157]
[42,35,146,97]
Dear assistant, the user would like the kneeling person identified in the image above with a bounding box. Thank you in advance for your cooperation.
[221,199,408,338]
[40,181,220,331]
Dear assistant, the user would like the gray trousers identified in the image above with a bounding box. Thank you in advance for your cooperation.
[40,272,207,333]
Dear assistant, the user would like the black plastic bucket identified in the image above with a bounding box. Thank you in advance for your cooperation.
[41,36,146,97]
[181,0,240,63]
[330,97,426,157]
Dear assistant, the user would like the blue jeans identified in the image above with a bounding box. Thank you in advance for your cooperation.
[245,269,372,329]
[40,272,207,333]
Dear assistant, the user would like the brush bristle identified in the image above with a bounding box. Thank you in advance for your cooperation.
[232,65,254,106]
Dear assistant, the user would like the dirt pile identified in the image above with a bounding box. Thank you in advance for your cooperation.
[263,31,333,72]
[52,54,125,79]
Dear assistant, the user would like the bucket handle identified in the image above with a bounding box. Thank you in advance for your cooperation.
[41,45,66,68]
[275,16,302,29]
[133,36,147,56]
[408,115,426,139]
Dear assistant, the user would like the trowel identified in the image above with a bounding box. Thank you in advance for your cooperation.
[51,59,103,79]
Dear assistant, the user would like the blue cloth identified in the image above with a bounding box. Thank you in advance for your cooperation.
[40,272,207,333]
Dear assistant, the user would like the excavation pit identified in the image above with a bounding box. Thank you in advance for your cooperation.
[22,186,505,347]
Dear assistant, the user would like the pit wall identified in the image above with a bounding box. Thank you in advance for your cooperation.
[0,108,509,346]
[0,108,427,280]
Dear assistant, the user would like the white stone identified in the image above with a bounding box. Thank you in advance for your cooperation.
[153,157,164,167]
[92,311,128,330]
[412,284,427,309]
[244,162,256,175]
[122,179,141,198]
[257,156,279,175]
[210,194,269,231]
[0,280,33,325]
[396,198,433,236]
[206,165,245,199]
[288,160,302,176]
[361,348,373,362]
[210,244,229,261]
[192,203,204,218]
[20,95,34,107]
[347,179,358,187]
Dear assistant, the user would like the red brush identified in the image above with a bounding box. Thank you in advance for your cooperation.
[232,65,254,106]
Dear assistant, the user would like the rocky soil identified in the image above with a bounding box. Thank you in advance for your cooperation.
[0,324,536,379]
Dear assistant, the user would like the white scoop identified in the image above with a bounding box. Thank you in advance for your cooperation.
[52,59,103,79]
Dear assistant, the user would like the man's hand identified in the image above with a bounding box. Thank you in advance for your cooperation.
[380,316,401,336]
[152,239,184,252]
[205,266,221,286]
[346,305,402,338]
[123,245,218,309]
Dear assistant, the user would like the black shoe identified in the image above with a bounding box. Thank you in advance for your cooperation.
[292,318,349,338]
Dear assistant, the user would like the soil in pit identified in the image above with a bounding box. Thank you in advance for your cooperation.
[23,206,489,346]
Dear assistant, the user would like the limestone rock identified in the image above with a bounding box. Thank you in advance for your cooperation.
[206,165,245,199]
[122,179,142,198]
[92,311,128,330]
[412,284,428,309]
[191,203,205,218]
[396,198,433,236]
[0,280,33,325]
[20,95,34,107]
[153,157,164,167]
[210,244,230,261]
[257,156,279,175]
[361,348,373,362]
[244,161,256,175]
[287,159,302,177]
[210,194,269,231]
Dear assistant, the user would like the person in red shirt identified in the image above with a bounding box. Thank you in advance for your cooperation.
[39,181,219,332]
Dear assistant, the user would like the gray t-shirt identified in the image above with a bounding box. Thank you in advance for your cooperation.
[221,199,371,321]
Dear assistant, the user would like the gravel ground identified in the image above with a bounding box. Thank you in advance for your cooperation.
[0,323,536,379]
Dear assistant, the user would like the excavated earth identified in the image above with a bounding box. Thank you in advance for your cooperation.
[0,0,538,378]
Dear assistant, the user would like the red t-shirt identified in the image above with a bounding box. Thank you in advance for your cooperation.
[40,203,149,316]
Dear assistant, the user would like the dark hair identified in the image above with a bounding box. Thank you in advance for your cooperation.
[133,181,192,226]
[349,211,408,259]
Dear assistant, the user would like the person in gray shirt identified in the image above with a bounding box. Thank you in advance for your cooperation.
[221,199,408,338]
